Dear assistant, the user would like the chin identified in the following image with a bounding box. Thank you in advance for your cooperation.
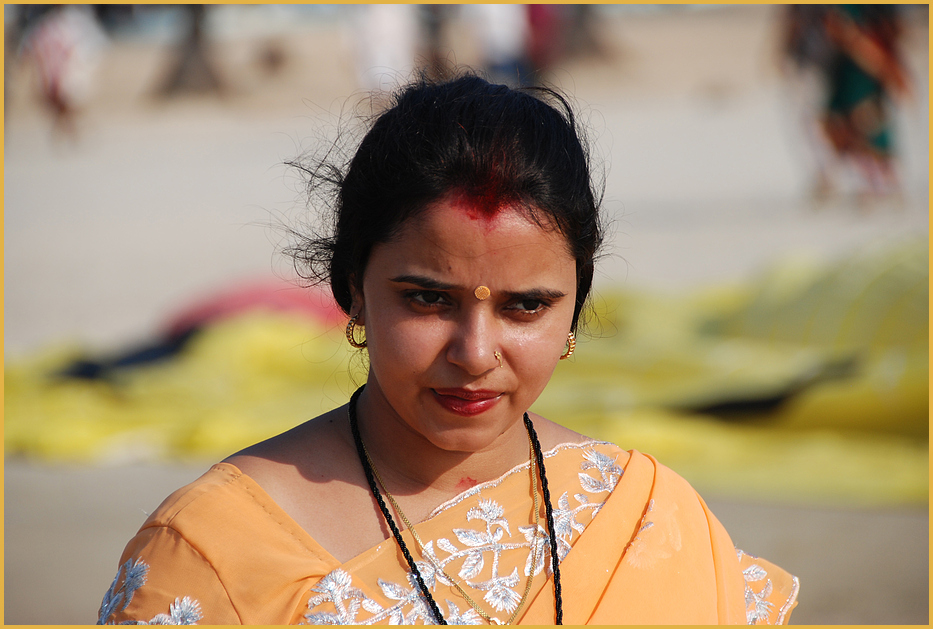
[428,431,501,455]
[422,413,520,455]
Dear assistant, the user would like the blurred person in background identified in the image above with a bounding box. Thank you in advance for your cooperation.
[351,4,421,92]
[462,4,533,87]
[781,4,911,204]
[463,5,586,88]
[156,4,224,97]
[350,5,584,93]
[420,5,454,82]
[526,5,569,80]
[97,72,798,625]
[16,3,107,140]
[563,5,606,61]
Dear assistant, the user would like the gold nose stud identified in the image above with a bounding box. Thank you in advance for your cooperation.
[474,285,491,300]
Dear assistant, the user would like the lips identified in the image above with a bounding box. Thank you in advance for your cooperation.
[432,388,502,416]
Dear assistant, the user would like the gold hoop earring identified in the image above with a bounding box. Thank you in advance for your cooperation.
[559,331,575,360]
[345,315,367,349]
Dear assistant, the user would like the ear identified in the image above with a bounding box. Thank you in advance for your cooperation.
[348,275,365,326]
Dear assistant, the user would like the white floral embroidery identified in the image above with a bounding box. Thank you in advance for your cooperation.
[551,447,624,560]
[98,559,203,625]
[624,498,683,569]
[624,499,657,569]
[304,563,458,625]
[99,558,149,624]
[579,448,624,494]
[738,549,776,625]
[303,445,621,625]
[737,549,800,625]
[138,598,203,625]
[443,600,484,625]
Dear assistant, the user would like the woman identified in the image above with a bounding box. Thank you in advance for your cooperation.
[781,4,909,200]
[98,74,798,625]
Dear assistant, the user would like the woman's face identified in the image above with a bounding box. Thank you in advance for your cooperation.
[355,196,577,455]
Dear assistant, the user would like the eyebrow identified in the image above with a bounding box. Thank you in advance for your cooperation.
[502,288,568,302]
[389,274,461,291]
[390,274,567,301]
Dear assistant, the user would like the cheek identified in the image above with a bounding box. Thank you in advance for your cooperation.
[367,316,443,374]
[508,327,566,378]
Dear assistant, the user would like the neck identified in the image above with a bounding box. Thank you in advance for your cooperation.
[348,383,531,502]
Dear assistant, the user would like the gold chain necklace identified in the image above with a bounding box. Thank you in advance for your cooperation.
[361,437,541,625]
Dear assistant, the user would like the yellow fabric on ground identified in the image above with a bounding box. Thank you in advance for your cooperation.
[5,239,927,506]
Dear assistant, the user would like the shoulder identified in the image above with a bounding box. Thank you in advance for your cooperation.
[530,432,690,495]
[223,406,354,494]
[139,461,328,560]
[101,463,335,624]
[531,436,632,501]
[140,463,265,535]
[526,413,641,477]
[606,450,802,624]
[144,463,246,521]
[99,466,249,624]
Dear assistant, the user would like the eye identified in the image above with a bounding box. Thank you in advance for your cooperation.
[508,299,548,316]
[408,290,449,307]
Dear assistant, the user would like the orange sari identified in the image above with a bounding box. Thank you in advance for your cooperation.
[99,442,798,624]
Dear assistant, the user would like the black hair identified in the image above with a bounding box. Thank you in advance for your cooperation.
[289,72,604,332]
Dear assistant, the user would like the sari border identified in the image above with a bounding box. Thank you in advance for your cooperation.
[775,575,800,625]
[425,439,616,520]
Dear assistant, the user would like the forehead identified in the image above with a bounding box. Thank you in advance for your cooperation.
[370,198,575,281]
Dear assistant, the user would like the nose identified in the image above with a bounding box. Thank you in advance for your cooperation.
[446,309,500,376]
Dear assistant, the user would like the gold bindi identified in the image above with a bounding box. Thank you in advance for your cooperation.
[474,285,491,300]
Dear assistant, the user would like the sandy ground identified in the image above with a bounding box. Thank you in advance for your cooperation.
[4,5,929,624]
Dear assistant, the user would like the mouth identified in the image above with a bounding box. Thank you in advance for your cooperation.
[432,388,502,417]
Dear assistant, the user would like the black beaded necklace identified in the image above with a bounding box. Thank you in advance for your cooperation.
[347,386,563,624]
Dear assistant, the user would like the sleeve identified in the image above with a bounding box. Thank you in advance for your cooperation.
[97,525,242,625]
[697,492,800,625]
[737,549,800,625]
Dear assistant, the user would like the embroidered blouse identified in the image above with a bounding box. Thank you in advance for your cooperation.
[98,442,799,624]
